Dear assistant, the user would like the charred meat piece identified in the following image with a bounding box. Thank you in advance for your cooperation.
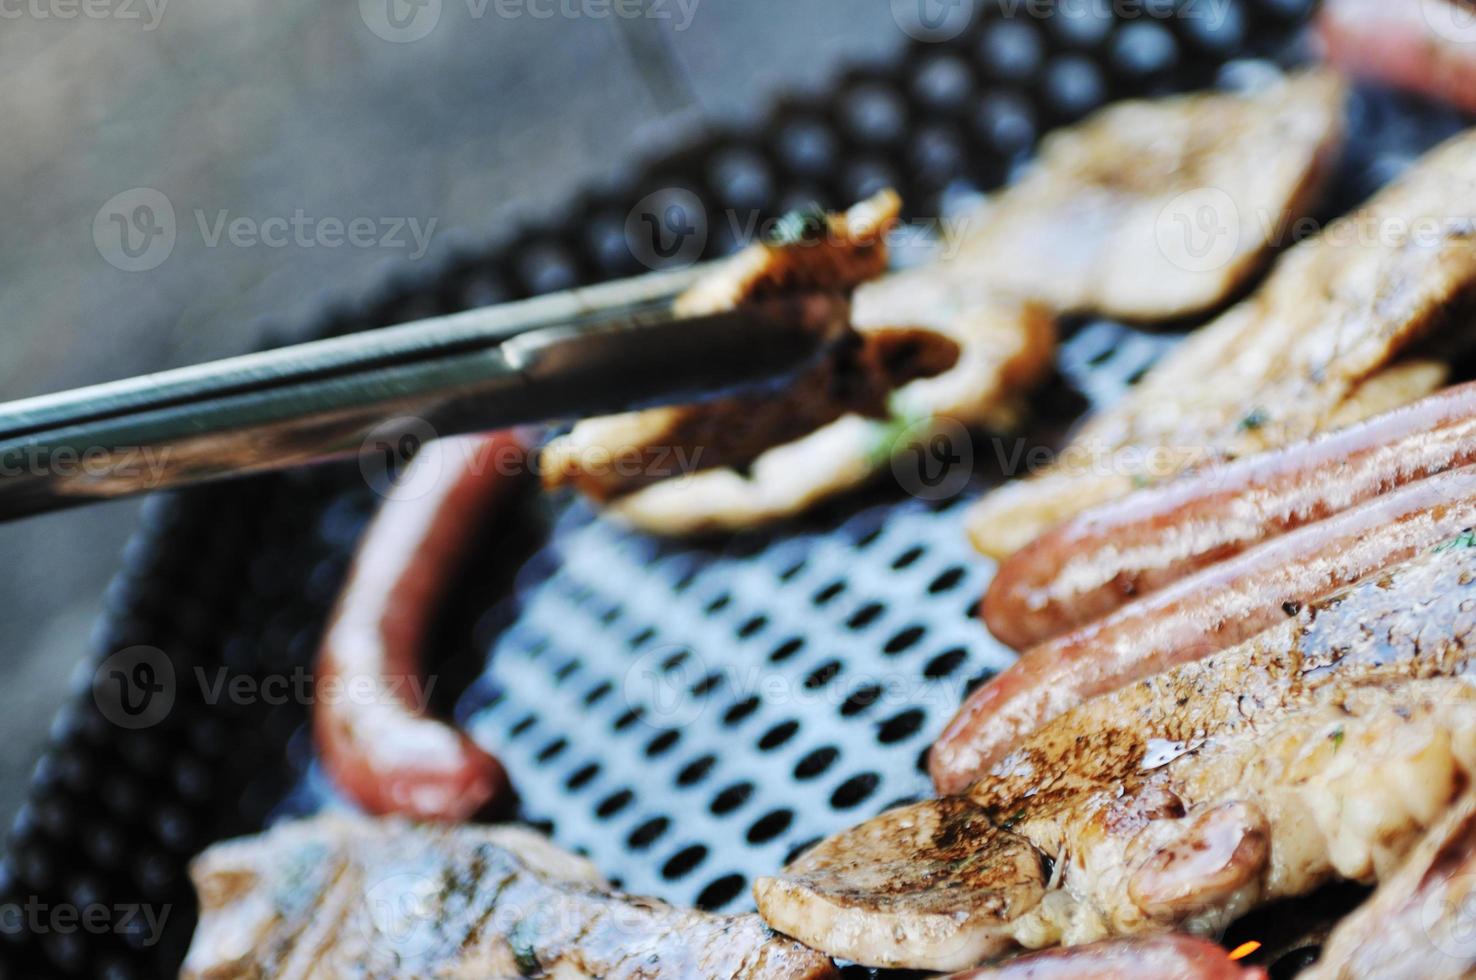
[541,191,905,503]
[605,267,1054,535]
[947,934,1266,980]
[983,379,1476,651]
[1320,0,1476,115]
[545,322,960,504]
[953,70,1346,322]
[547,189,1057,536]
[1304,793,1476,979]
[969,126,1476,560]
[757,542,1476,970]
[183,815,837,980]
[934,463,1476,793]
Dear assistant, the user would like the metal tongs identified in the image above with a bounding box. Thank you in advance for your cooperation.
[0,264,848,521]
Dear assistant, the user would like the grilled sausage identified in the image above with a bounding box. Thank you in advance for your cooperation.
[933,464,1476,795]
[315,431,525,821]
[1320,0,1476,115]
[983,381,1476,650]
[947,934,1266,980]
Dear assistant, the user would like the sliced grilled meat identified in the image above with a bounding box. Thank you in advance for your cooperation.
[550,189,1056,536]
[953,69,1346,321]
[606,267,1054,535]
[183,815,837,980]
[969,127,1476,560]
[758,542,1476,970]
[1304,793,1476,979]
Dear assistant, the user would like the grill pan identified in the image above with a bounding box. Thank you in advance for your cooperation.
[6,2,1474,976]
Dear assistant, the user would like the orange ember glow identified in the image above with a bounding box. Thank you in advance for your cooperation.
[1227,940,1262,961]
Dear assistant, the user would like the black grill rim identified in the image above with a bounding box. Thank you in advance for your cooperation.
[16,3,1460,977]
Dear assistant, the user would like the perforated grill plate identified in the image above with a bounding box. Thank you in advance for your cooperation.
[455,321,1174,911]
[11,2,1476,976]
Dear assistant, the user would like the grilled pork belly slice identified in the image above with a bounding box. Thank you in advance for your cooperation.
[969,127,1476,560]
[1304,793,1476,979]
[757,542,1476,971]
[953,69,1346,322]
[546,190,1057,535]
[946,934,1265,979]
[182,815,836,980]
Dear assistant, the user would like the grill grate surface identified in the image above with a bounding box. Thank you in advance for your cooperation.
[11,2,1476,976]
[452,319,1175,913]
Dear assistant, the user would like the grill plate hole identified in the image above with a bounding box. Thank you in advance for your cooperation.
[628,817,669,849]
[795,746,839,779]
[747,809,794,844]
[711,782,754,815]
[831,773,880,809]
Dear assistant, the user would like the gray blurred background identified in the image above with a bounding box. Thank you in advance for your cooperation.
[0,1,911,823]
